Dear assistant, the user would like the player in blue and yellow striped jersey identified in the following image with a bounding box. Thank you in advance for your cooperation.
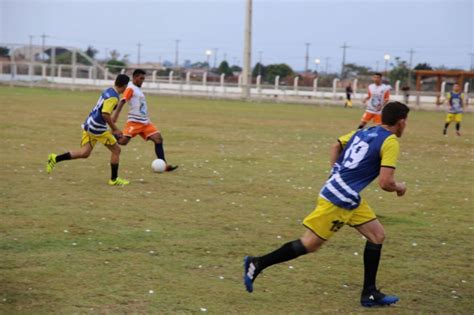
[243,101,410,307]
[441,83,465,136]
[46,74,131,186]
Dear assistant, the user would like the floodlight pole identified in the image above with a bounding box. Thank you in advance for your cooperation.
[241,0,252,100]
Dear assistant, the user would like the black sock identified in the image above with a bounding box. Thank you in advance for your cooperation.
[358,124,364,129]
[363,241,382,292]
[456,123,460,131]
[444,122,450,130]
[56,152,71,163]
[254,239,308,277]
[111,163,119,180]
[154,142,166,162]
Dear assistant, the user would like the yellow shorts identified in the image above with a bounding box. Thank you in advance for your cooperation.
[446,113,462,123]
[303,197,376,240]
[81,130,117,147]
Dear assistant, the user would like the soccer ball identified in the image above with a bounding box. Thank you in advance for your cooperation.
[151,159,166,173]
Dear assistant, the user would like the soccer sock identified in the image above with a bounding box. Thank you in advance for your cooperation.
[456,123,460,131]
[111,163,119,180]
[444,122,450,130]
[363,241,382,292]
[56,152,71,163]
[154,142,166,162]
[254,239,308,277]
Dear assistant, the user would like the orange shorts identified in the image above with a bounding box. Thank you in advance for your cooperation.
[123,121,160,140]
[361,112,382,124]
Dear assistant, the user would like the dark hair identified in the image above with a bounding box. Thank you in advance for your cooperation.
[382,101,410,126]
[374,72,382,77]
[115,74,130,87]
[133,69,146,77]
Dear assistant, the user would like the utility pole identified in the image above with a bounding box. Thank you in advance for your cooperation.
[175,39,180,68]
[340,42,349,78]
[28,35,34,62]
[304,42,310,73]
[40,33,48,62]
[241,0,252,99]
[137,42,142,65]
[469,53,473,71]
[407,48,415,86]
[214,48,218,68]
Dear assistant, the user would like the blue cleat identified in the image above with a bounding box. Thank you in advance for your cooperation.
[243,256,257,293]
[361,289,399,307]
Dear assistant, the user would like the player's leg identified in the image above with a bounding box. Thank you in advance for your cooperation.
[243,198,347,293]
[147,126,178,172]
[46,132,94,173]
[455,114,462,136]
[443,114,452,135]
[105,143,129,186]
[358,112,370,129]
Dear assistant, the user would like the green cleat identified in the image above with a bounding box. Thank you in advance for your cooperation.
[108,177,130,186]
[46,153,57,174]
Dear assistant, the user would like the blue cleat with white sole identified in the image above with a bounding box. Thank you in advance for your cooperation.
[361,289,399,307]
[243,256,258,293]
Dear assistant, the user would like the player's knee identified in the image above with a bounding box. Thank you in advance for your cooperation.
[114,145,121,155]
[80,149,91,158]
[300,232,324,253]
[370,231,385,244]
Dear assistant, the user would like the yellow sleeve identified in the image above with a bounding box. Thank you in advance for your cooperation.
[102,97,118,114]
[446,92,451,100]
[380,135,400,168]
[338,131,356,149]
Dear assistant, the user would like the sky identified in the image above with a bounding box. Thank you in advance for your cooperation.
[1,0,473,72]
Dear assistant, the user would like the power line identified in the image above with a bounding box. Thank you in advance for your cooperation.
[304,42,310,73]
[137,42,142,65]
[175,39,180,68]
[340,42,350,77]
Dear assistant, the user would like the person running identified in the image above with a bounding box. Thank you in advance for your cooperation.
[112,69,177,171]
[359,73,390,129]
[441,83,465,136]
[243,101,410,307]
[46,74,131,186]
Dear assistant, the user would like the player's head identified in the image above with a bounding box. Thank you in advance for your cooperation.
[372,72,382,85]
[453,83,460,93]
[382,101,410,137]
[132,69,146,87]
[114,74,130,93]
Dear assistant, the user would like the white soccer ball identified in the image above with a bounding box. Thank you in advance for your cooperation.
[151,159,166,173]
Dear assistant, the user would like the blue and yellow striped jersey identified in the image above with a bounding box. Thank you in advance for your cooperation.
[83,88,119,135]
[320,126,399,210]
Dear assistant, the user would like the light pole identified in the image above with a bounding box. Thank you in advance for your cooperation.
[383,53,390,75]
[314,58,320,73]
[205,49,212,70]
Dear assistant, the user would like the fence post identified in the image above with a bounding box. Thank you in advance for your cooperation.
[395,80,400,95]
[169,70,174,84]
[332,78,339,99]
[186,72,191,86]
[464,82,470,107]
[152,70,157,83]
[42,64,47,78]
[203,72,207,86]
[293,76,299,94]
[220,73,225,87]
[88,67,93,79]
[256,75,261,92]
[313,77,318,94]
[274,75,280,90]
[353,78,358,98]
[120,68,125,74]
[58,65,62,78]
[238,74,242,88]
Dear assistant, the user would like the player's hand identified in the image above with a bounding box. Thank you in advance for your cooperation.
[396,182,406,196]
[113,130,123,137]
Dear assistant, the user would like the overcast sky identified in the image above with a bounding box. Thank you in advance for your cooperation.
[1,0,473,72]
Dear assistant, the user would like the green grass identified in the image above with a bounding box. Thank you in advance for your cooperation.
[1,86,473,314]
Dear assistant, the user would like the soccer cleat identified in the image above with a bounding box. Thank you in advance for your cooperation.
[456,131,461,136]
[443,129,447,135]
[361,289,399,307]
[46,153,57,174]
[165,164,179,172]
[108,177,130,186]
[243,256,259,293]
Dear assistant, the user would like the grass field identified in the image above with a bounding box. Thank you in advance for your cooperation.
[1,86,473,314]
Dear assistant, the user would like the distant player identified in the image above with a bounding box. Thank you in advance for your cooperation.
[243,101,410,307]
[441,83,465,136]
[46,74,131,186]
[113,69,178,171]
[359,73,390,129]
[344,83,353,108]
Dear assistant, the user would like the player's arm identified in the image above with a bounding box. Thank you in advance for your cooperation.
[378,136,406,196]
[363,89,371,104]
[330,131,355,166]
[383,88,390,105]
[112,87,133,123]
[101,97,121,134]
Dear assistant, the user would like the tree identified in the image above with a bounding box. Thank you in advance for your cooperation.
[0,47,10,57]
[413,63,433,71]
[388,57,411,85]
[342,63,372,78]
[264,63,293,83]
[231,65,242,72]
[55,51,92,65]
[106,59,127,74]
[85,46,98,59]
[217,61,233,78]
[252,62,266,78]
